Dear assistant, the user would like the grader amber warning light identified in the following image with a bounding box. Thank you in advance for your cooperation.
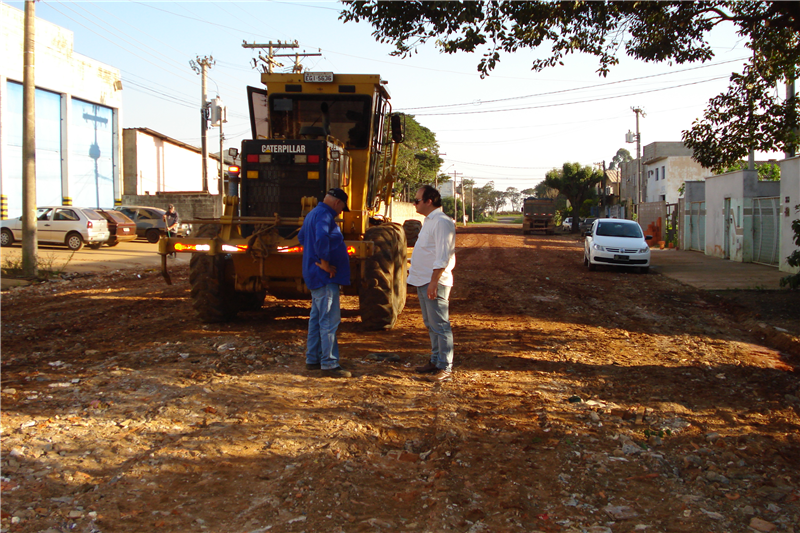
[159,72,408,330]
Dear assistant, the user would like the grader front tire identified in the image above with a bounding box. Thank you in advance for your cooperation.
[402,219,422,247]
[360,224,407,330]
[189,224,238,323]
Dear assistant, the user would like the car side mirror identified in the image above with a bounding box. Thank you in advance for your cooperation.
[645,235,653,241]
[584,230,591,237]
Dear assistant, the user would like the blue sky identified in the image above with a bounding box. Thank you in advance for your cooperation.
[5,1,767,192]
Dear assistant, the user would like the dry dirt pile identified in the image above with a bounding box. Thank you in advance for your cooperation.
[1,226,799,533]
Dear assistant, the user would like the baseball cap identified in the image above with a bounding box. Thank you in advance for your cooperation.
[327,188,350,212]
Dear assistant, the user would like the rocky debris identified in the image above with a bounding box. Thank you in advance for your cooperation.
[1,230,798,532]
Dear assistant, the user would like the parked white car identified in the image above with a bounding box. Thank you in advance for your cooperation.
[583,218,652,273]
[0,206,110,251]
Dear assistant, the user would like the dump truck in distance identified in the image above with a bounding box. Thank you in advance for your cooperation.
[159,72,408,330]
[522,197,556,235]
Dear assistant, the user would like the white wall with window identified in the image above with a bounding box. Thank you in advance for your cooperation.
[0,4,122,219]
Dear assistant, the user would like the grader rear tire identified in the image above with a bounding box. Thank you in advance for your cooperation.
[402,219,422,247]
[189,224,238,323]
[360,223,407,330]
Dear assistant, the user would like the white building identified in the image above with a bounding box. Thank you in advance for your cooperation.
[0,4,123,218]
[642,142,709,204]
[123,128,221,196]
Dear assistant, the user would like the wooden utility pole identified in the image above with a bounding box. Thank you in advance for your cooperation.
[242,41,320,74]
[22,0,37,278]
[786,77,796,158]
[191,56,214,192]
[631,107,645,206]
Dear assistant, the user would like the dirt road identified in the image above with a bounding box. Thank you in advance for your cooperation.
[2,225,799,533]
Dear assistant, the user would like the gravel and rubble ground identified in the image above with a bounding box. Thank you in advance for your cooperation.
[1,224,799,533]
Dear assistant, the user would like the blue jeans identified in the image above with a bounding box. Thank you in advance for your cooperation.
[416,283,453,372]
[306,284,341,370]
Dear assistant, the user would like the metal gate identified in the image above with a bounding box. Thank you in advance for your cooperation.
[752,197,780,266]
[688,201,705,252]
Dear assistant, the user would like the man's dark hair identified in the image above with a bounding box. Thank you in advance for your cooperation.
[419,185,442,208]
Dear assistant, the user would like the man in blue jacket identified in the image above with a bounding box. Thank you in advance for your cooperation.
[298,188,352,378]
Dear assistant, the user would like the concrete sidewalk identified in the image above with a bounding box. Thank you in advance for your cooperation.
[650,248,789,290]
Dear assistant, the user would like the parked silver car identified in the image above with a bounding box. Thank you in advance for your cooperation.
[0,206,110,251]
[113,206,191,243]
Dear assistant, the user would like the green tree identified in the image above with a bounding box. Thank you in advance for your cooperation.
[471,181,497,220]
[713,160,781,181]
[342,2,800,168]
[505,187,523,211]
[393,113,444,201]
[609,148,633,170]
[442,196,464,221]
[532,181,559,199]
[544,163,604,233]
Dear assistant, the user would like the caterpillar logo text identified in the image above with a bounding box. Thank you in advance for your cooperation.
[261,145,306,153]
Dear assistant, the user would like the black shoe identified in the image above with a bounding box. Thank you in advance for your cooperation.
[321,366,352,378]
[306,363,321,370]
[426,369,452,382]
[415,362,438,374]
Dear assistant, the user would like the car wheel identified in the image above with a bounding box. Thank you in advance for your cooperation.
[587,256,596,271]
[106,239,119,247]
[0,228,13,247]
[87,242,103,250]
[583,254,588,266]
[66,232,84,251]
[146,229,161,243]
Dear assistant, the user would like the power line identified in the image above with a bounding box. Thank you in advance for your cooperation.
[398,58,745,112]
[413,76,729,116]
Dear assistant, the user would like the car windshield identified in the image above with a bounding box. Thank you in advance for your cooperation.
[596,221,643,238]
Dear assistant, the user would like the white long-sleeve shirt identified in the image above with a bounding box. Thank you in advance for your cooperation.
[407,208,456,287]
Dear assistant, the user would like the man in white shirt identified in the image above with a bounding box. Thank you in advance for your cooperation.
[407,185,456,382]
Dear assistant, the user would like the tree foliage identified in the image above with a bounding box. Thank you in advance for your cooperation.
[609,148,633,170]
[505,187,523,211]
[713,160,781,181]
[393,113,444,201]
[544,163,604,232]
[342,2,800,168]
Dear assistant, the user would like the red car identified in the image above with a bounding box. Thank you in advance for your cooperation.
[94,209,137,247]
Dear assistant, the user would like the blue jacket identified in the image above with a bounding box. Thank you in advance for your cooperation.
[297,202,351,290]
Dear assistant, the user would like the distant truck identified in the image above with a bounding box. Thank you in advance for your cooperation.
[522,197,556,235]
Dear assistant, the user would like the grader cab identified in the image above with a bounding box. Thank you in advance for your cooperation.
[159,72,407,330]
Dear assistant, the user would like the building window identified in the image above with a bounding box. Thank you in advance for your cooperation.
[662,165,666,180]
[659,195,666,201]
[655,168,659,181]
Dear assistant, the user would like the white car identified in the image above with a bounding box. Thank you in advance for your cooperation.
[562,217,574,230]
[1,206,110,251]
[584,218,652,273]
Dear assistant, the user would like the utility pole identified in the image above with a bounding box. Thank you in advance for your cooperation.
[783,76,800,159]
[191,56,214,192]
[22,0,37,278]
[460,175,467,227]
[242,41,320,74]
[451,170,462,221]
[630,107,645,208]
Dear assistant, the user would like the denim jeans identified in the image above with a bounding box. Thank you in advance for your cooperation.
[416,283,453,371]
[306,284,341,370]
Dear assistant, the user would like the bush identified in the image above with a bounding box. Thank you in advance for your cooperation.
[780,203,800,289]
